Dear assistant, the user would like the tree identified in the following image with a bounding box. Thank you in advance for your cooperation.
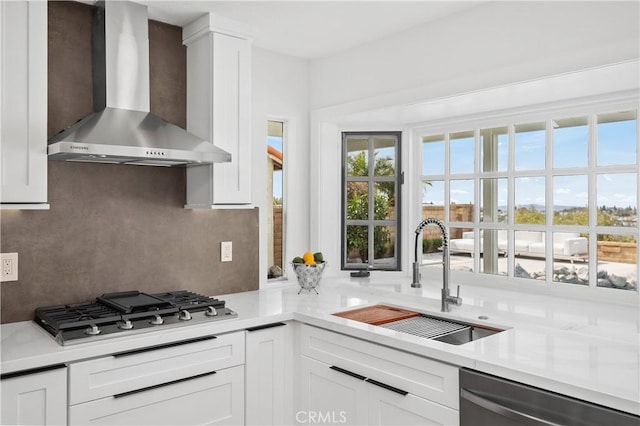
[346,152,395,262]
[514,206,544,224]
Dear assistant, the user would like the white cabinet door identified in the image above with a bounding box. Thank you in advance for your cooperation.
[1,366,67,426]
[367,385,459,426]
[245,322,289,425]
[210,31,251,204]
[299,355,368,426]
[0,0,48,207]
[69,365,244,426]
[184,19,252,207]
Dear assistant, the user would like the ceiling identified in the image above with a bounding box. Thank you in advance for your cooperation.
[134,1,481,60]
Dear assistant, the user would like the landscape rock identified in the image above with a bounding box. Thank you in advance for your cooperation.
[268,265,283,278]
[598,278,613,288]
[609,274,628,288]
[514,263,531,279]
[576,267,589,281]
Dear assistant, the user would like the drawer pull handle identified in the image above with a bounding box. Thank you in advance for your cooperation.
[113,371,217,398]
[1,364,66,381]
[329,365,366,381]
[246,322,287,332]
[365,378,408,396]
[112,335,217,357]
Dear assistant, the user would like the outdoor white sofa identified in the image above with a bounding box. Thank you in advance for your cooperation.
[449,230,588,260]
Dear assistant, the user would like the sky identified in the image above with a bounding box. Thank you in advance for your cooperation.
[422,118,638,210]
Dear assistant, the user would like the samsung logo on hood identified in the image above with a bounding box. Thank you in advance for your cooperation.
[47,1,231,167]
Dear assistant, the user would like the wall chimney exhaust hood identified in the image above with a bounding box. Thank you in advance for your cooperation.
[48,1,231,167]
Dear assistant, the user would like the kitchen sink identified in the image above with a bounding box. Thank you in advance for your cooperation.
[380,314,503,345]
[333,305,504,345]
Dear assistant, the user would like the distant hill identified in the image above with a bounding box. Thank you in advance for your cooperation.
[497,204,584,211]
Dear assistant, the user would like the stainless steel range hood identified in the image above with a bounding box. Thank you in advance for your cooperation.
[48,1,231,167]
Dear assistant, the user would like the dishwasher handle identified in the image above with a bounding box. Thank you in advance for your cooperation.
[461,388,562,426]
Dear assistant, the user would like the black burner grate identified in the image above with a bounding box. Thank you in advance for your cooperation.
[153,291,225,311]
[35,302,121,330]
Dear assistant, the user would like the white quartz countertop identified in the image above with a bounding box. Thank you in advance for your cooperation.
[1,277,639,416]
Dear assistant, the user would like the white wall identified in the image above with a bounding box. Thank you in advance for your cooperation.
[252,47,310,287]
[309,1,640,110]
[308,1,640,280]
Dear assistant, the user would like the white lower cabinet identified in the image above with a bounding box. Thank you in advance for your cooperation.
[69,365,244,425]
[0,365,67,426]
[245,322,291,425]
[68,332,245,425]
[368,382,459,426]
[298,324,459,426]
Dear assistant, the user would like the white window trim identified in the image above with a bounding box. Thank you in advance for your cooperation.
[412,91,639,305]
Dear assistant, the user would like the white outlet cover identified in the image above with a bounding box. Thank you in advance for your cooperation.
[1,253,18,282]
[221,241,232,262]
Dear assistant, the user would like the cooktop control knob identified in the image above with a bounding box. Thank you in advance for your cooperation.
[85,325,101,335]
[118,319,133,330]
[179,310,192,321]
[205,306,218,317]
[149,314,164,325]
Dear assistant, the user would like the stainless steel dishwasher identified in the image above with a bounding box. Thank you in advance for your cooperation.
[459,368,639,426]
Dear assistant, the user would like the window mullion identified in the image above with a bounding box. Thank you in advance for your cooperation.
[588,113,598,289]
[545,119,554,286]
[507,124,515,279]
[368,136,375,267]
[444,133,450,223]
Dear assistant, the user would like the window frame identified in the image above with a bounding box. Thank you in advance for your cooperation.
[341,131,402,271]
[414,97,639,302]
[267,119,287,282]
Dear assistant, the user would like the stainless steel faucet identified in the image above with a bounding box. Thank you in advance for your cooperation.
[411,218,462,312]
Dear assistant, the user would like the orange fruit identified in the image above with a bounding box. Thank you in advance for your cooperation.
[302,252,316,265]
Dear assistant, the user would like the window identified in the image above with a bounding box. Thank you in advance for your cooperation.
[267,120,285,280]
[420,108,638,294]
[342,132,401,270]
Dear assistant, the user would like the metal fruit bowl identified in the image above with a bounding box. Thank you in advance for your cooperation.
[291,262,327,294]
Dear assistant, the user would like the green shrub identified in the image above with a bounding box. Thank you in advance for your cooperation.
[423,237,443,253]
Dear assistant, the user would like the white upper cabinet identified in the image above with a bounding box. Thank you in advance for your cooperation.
[183,14,252,208]
[0,0,48,209]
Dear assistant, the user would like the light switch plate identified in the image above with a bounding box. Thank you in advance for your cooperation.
[1,253,18,282]
[221,241,232,262]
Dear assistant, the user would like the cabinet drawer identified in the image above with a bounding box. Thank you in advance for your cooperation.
[69,331,244,405]
[69,365,244,425]
[300,325,458,409]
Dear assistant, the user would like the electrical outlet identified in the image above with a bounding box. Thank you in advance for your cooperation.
[221,241,232,262]
[1,253,18,282]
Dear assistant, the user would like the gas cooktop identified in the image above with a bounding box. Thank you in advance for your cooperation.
[34,290,237,346]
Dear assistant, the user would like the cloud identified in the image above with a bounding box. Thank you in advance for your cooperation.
[613,194,636,204]
[555,187,571,194]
